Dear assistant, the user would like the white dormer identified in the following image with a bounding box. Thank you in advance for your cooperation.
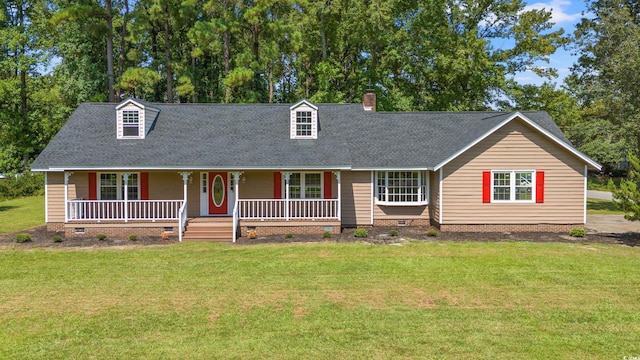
[115,99,159,139]
[290,100,318,139]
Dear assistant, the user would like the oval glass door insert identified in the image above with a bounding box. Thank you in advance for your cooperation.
[212,175,224,207]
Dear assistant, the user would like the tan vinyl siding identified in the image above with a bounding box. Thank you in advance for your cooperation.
[341,171,372,226]
[242,171,274,199]
[46,172,65,222]
[148,172,183,200]
[442,119,585,224]
[373,205,429,220]
[429,170,440,223]
[187,173,200,217]
[72,172,88,199]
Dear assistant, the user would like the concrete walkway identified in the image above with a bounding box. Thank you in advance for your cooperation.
[587,190,613,200]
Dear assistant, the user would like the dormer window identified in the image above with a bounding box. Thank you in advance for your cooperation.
[116,99,159,140]
[296,111,312,137]
[122,110,140,137]
[290,100,318,139]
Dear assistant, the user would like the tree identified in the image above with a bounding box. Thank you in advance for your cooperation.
[612,153,640,221]
[571,0,640,166]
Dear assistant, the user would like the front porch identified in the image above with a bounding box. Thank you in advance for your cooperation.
[57,170,343,241]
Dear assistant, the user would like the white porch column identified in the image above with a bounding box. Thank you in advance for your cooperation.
[179,172,191,207]
[283,172,291,221]
[333,171,341,219]
[230,172,242,243]
[64,172,73,222]
[122,173,130,222]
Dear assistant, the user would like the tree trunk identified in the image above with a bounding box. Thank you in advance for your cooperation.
[163,2,174,103]
[105,0,115,102]
[116,0,130,99]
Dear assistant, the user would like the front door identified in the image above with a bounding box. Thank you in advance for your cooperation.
[208,172,228,215]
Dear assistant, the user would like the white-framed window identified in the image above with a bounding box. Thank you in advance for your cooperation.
[290,100,318,139]
[296,111,312,137]
[491,170,534,202]
[122,110,140,137]
[376,171,428,205]
[288,172,322,199]
[98,173,139,200]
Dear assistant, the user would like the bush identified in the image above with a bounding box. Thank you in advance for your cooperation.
[285,233,293,239]
[53,235,63,243]
[96,233,107,241]
[426,229,438,237]
[14,233,31,243]
[353,228,368,238]
[389,229,399,237]
[129,235,137,241]
[570,228,585,238]
[323,231,331,238]
[0,172,44,201]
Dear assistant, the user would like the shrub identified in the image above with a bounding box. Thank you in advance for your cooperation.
[285,233,293,239]
[389,229,399,237]
[53,236,63,243]
[129,235,137,241]
[0,172,44,200]
[14,233,31,243]
[570,228,585,238]
[353,228,368,238]
[426,229,438,237]
[96,233,107,241]
[323,231,332,238]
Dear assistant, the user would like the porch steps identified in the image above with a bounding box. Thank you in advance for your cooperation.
[182,217,234,242]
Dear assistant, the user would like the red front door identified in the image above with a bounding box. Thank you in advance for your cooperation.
[208,172,228,215]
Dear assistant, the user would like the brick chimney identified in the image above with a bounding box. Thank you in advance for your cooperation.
[363,90,376,112]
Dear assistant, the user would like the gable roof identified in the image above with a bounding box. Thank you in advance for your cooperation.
[31,102,601,171]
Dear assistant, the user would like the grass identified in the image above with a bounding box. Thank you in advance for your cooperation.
[0,196,44,233]
[0,242,639,359]
[587,198,625,215]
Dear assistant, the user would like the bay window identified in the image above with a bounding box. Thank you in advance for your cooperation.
[376,171,428,205]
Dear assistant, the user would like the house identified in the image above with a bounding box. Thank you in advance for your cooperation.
[31,93,601,241]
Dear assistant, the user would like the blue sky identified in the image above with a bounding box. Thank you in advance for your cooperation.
[514,0,588,86]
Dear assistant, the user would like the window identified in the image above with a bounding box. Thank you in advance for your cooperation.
[288,172,322,199]
[296,111,312,137]
[98,173,139,200]
[491,171,534,202]
[376,171,428,205]
[122,110,140,137]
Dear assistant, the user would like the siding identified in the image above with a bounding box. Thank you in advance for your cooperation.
[341,171,372,226]
[46,172,65,222]
[242,171,274,199]
[187,173,200,217]
[442,119,585,224]
[148,172,183,200]
[373,204,429,220]
[429,170,440,223]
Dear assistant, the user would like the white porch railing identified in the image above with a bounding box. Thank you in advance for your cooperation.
[67,200,183,221]
[238,199,339,220]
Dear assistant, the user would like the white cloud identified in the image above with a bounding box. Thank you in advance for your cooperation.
[524,0,582,24]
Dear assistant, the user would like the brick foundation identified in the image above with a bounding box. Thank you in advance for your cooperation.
[241,221,341,237]
[64,223,178,238]
[438,223,583,232]
[373,219,431,227]
[47,223,64,232]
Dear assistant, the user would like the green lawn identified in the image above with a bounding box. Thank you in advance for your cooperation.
[1,242,639,359]
[587,198,625,215]
[0,196,44,233]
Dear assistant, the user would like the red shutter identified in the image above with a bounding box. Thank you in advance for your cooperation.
[273,172,282,199]
[324,172,332,199]
[140,172,149,200]
[88,172,97,200]
[482,171,491,203]
[536,171,544,203]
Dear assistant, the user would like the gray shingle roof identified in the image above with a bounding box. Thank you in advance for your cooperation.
[31,101,581,171]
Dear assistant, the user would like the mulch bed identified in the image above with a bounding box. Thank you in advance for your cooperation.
[2,225,639,248]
